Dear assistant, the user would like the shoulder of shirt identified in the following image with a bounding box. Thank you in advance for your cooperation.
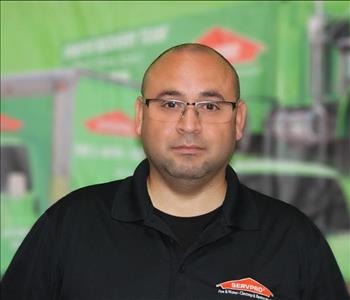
[44,176,132,218]
[240,183,324,240]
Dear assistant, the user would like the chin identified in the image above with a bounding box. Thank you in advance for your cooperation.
[163,160,217,180]
[167,168,206,180]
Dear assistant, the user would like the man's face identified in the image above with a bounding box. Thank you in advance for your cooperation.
[136,50,246,181]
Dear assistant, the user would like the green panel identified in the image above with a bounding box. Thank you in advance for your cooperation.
[69,77,143,190]
[1,1,233,74]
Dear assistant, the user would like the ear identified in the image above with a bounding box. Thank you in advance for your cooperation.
[235,99,247,141]
[135,96,144,136]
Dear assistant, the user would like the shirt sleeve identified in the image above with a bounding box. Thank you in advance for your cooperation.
[1,212,61,300]
[302,223,350,300]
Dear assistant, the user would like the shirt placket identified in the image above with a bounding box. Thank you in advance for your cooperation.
[143,216,188,299]
[171,218,234,300]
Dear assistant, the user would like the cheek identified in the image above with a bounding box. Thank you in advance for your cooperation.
[203,124,235,153]
[141,120,174,148]
[207,123,235,141]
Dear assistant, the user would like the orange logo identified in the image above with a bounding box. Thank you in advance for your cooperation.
[0,114,23,132]
[216,278,273,298]
[196,27,265,64]
[85,111,136,137]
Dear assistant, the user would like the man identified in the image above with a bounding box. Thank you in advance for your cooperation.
[2,43,349,300]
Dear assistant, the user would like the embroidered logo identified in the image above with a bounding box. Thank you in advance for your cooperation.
[216,278,274,299]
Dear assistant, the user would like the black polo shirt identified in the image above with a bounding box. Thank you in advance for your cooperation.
[2,160,349,300]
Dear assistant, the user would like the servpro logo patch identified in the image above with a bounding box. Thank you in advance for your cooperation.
[216,278,273,299]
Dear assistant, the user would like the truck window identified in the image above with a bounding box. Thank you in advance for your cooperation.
[0,145,32,194]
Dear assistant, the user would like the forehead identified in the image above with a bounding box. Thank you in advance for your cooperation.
[144,51,236,98]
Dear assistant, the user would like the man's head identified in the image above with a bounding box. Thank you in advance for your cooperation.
[136,43,246,183]
[141,43,241,100]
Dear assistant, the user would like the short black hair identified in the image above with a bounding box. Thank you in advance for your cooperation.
[141,43,240,99]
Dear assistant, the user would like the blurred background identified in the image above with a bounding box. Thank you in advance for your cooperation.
[1,0,349,286]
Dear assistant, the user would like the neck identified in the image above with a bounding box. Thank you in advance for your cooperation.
[147,165,227,217]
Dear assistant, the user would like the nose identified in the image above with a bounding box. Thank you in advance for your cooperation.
[176,106,202,134]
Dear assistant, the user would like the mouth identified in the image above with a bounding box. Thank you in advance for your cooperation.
[171,145,206,155]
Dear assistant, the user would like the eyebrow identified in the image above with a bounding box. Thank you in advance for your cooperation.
[198,90,225,100]
[155,89,225,100]
[155,90,183,99]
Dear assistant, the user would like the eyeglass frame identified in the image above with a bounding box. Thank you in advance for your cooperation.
[140,97,239,119]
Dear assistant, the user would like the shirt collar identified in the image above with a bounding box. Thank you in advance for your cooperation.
[111,159,260,230]
[112,159,153,222]
[222,165,260,230]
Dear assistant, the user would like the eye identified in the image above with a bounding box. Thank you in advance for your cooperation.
[161,100,182,109]
[199,101,220,111]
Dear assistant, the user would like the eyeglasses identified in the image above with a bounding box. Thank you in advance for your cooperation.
[141,98,238,123]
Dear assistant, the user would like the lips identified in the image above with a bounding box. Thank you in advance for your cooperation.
[171,145,205,155]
